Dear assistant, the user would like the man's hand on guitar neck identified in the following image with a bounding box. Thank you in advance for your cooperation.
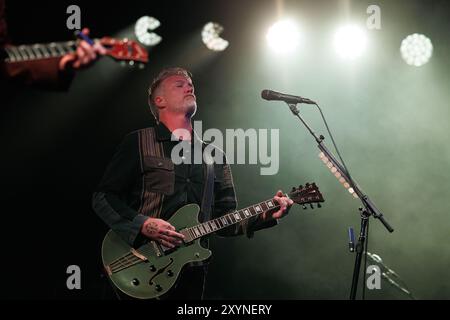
[58,28,106,71]
[140,218,185,248]
[262,190,294,220]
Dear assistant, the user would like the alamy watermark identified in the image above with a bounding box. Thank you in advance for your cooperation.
[366,265,381,290]
[66,5,81,30]
[66,265,81,290]
[366,5,381,30]
[171,121,279,176]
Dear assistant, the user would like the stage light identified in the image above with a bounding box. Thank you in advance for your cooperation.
[400,33,433,67]
[266,20,300,54]
[333,25,367,60]
[201,22,229,51]
[134,16,162,46]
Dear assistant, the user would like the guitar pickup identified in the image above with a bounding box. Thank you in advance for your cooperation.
[179,228,194,243]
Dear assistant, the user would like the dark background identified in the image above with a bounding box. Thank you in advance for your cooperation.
[1,0,449,299]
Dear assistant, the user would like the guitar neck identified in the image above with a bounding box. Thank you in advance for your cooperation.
[3,40,84,63]
[181,198,281,242]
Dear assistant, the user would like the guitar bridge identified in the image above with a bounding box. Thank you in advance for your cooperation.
[130,248,147,261]
[105,248,148,275]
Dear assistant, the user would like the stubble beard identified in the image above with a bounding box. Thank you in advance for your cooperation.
[184,101,197,118]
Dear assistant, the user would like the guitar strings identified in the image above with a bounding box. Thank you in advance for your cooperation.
[108,243,158,273]
[109,253,142,273]
[184,200,280,242]
[107,200,283,274]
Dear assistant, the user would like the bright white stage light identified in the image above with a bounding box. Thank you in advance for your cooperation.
[202,22,229,51]
[400,33,433,67]
[135,16,162,46]
[266,20,300,54]
[333,25,367,60]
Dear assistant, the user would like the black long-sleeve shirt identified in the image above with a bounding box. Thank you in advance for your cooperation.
[92,122,277,248]
[92,122,278,299]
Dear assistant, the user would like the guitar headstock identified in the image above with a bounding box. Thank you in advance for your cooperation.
[288,182,325,209]
[100,37,149,66]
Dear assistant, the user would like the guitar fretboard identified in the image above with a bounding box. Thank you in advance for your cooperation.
[4,41,79,63]
[181,198,280,242]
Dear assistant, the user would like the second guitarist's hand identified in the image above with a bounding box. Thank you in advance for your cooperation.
[58,28,106,71]
[140,218,185,248]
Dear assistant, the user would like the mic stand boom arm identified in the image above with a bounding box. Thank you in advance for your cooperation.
[287,103,394,300]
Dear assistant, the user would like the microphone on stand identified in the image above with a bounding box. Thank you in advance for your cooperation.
[261,89,317,105]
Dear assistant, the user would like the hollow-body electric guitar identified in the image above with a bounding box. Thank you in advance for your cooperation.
[101,183,324,299]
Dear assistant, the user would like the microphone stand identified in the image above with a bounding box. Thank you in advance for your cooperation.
[367,252,416,299]
[286,103,394,300]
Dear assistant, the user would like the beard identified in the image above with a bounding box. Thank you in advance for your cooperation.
[165,98,197,118]
[183,101,197,118]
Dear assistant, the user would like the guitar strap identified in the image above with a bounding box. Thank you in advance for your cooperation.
[201,148,215,222]
[137,127,165,218]
[198,139,215,295]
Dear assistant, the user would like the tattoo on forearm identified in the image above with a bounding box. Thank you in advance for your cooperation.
[146,222,158,235]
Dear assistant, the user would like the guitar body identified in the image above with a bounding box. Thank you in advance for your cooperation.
[101,203,211,299]
[101,183,324,300]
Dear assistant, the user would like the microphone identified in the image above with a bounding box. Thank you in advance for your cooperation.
[261,89,317,105]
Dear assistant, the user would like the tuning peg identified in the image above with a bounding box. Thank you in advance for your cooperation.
[302,204,307,210]
[291,187,296,192]
[120,61,127,67]
[317,203,322,208]
[310,203,314,209]
[299,185,303,189]
[306,183,310,187]
[129,61,135,66]
[138,63,145,69]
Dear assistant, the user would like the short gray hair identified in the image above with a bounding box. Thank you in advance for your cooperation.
[147,67,192,122]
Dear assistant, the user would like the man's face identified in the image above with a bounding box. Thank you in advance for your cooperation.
[157,75,197,117]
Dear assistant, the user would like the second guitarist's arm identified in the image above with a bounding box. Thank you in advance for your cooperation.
[0,2,70,89]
